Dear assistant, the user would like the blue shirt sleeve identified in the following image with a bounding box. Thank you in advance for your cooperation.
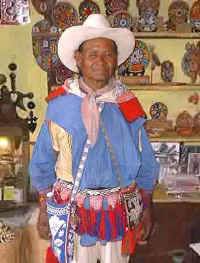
[29,122,56,192]
[135,126,159,191]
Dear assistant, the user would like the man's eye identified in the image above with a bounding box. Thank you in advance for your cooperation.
[105,52,111,57]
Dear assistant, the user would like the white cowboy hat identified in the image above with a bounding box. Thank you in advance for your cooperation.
[58,14,135,72]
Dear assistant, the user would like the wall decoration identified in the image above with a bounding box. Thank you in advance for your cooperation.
[52,1,78,31]
[78,0,100,23]
[161,60,174,83]
[31,0,55,18]
[180,144,200,174]
[190,0,200,33]
[118,40,150,77]
[135,0,164,32]
[0,63,37,132]
[182,41,200,84]
[150,102,168,120]
[47,59,74,93]
[0,0,31,25]
[188,92,199,105]
[111,11,134,31]
[151,142,180,182]
[187,153,200,176]
[104,0,128,16]
[175,110,193,136]
[165,0,191,32]
[145,102,173,137]
[193,112,200,135]
[32,19,60,72]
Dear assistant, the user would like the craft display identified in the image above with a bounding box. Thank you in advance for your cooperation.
[118,40,150,77]
[188,92,199,105]
[52,2,78,31]
[176,110,194,136]
[135,0,164,32]
[150,102,168,120]
[47,59,74,92]
[111,11,134,31]
[78,0,100,23]
[0,221,15,244]
[104,0,129,16]
[0,0,30,25]
[32,19,60,72]
[165,0,191,32]
[145,102,173,137]
[161,60,174,83]
[182,41,200,84]
[193,112,200,135]
[31,0,54,16]
[190,0,200,33]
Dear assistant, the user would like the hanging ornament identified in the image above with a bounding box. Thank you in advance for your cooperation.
[79,0,100,23]
[51,2,78,31]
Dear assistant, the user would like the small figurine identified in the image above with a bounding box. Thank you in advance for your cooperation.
[118,40,150,77]
[135,0,164,32]
[165,0,191,33]
[190,0,200,33]
[193,112,200,135]
[161,60,174,83]
[176,110,193,136]
[104,0,128,16]
[182,41,200,84]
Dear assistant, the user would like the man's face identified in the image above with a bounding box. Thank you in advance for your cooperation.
[75,38,118,85]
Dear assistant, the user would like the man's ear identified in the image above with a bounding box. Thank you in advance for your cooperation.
[74,50,82,69]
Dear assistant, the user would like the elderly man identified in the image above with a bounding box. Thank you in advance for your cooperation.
[29,14,158,263]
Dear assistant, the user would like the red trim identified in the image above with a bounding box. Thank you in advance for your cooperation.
[45,86,67,102]
[46,247,59,263]
[118,97,146,122]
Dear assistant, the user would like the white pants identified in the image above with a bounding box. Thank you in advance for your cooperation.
[73,236,129,263]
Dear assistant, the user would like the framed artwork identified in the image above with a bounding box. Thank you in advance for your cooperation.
[179,145,200,174]
[151,142,180,183]
[187,153,200,176]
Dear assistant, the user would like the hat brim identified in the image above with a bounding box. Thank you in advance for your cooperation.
[58,26,135,73]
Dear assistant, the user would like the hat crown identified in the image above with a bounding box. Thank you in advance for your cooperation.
[83,14,111,28]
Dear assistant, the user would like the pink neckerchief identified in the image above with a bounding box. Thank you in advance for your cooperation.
[63,77,135,147]
[79,77,115,147]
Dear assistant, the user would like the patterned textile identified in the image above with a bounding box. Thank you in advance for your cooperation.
[0,0,30,25]
[52,179,144,242]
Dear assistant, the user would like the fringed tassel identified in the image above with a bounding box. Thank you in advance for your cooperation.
[94,209,102,237]
[108,207,117,239]
[89,207,97,236]
[105,210,112,241]
[99,209,106,240]
[46,247,59,263]
[121,222,143,255]
[116,202,126,237]
[77,206,89,235]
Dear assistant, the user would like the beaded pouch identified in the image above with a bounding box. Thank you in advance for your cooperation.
[46,200,76,263]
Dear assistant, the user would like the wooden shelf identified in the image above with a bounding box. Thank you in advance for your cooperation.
[150,135,200,143]
[153,185,200,203]
[122,83,200,91]
[135,32,200,39]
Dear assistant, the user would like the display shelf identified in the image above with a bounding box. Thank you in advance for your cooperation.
[153,185,200,203]
[135,32,200,39]
[121,80,200,90]
[150,135,200,143]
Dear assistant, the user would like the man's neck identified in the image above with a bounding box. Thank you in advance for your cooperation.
[82,78,110,91]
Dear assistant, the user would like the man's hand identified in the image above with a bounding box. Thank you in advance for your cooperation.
[138,207,154,245]
[138,191,155,245]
